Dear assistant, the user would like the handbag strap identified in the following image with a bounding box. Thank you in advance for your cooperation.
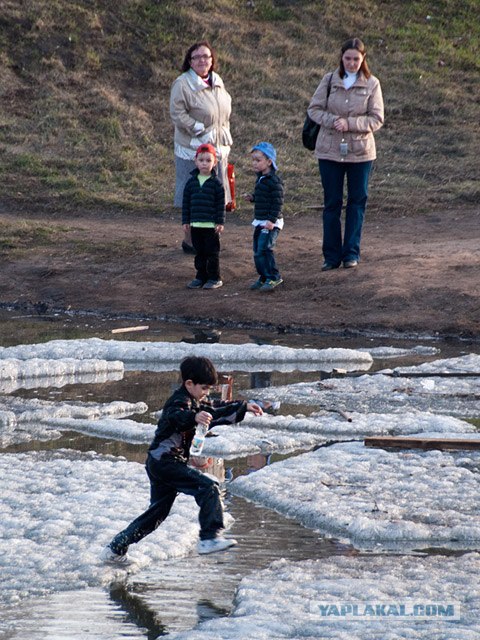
[325,72,333,106]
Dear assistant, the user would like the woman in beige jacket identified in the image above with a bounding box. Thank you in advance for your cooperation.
[170,41,232,252]
[308,38,384,271]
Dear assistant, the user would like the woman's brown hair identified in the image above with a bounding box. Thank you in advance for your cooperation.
[181,41,217,73]
[339,37,371,79]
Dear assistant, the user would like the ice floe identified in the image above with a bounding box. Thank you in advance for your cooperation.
[44,417,155,444]
[0,358,124,393]
[169,554,480,639]
[249,372,480,416]
[0,397,148,423]
[0,338,373,372]
[202,411,477,458]
[241,410,476,437]
[361,345,440,358]
[4,405,475,455]
[0,398,148,447]
[0,450,202,607]
[230,441,480,551]
[388,353,480,375]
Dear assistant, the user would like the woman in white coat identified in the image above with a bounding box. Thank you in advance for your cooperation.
[170,41,232,253]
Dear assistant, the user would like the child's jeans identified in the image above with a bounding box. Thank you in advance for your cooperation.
[253,226,281,281]
[109,454,225,555]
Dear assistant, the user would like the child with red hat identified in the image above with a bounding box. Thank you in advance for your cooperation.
[182,143,225,289]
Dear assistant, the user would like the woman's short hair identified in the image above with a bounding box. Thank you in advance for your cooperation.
[181,41,217,73]
[339,37,371,79]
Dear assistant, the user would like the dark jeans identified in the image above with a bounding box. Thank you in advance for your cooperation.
[109,455,225,554]
[319,159,373,266]
[191,227,221,282]
[253,226,281,281]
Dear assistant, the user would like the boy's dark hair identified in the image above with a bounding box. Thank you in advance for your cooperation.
[180,356,218,385]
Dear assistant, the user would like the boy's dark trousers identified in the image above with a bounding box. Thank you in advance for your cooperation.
[191,227,221,283]
[109,454,225,555]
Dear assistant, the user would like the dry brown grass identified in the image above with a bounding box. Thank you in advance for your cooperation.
[0,0,478,217]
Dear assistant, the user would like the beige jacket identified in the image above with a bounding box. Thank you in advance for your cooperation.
[170,68,232,158]
[307,69,384,162]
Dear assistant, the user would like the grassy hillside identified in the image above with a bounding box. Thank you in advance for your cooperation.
[0,0,478,217]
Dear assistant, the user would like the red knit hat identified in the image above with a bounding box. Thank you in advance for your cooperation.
[195,143,216,159]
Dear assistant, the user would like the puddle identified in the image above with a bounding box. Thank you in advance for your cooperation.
[1,308,478,638]
[7,491,354,639]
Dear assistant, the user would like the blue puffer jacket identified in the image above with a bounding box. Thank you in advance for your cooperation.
[182,169,225,225]
[252,169,284,223]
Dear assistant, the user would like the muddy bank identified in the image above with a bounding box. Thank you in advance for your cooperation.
[0,207,478,339]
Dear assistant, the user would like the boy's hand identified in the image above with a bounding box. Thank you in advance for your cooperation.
[183,223,190,232]
[242,192,253,202]
[263,220,275,231]
[215,224,224,234]
[246,402,264,416]
[195,411,212,427]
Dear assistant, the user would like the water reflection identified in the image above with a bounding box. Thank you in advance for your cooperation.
[0,370,124,395]
[181,328,222,344]
[109,582,167,639]
[196,598,230,623]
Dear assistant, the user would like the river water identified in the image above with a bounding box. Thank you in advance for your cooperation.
[0,308,477,638]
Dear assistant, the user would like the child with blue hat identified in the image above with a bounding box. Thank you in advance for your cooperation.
[243,142,284,292]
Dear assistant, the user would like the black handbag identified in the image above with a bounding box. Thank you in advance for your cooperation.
[302,115,320,151]
[302,72,333,151]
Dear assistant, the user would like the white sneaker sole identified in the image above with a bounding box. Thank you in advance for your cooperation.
[198,538,238,555]
[99,547,133,566]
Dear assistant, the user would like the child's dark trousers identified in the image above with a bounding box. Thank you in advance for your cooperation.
[191,227,221,283]
[109,454,225,555]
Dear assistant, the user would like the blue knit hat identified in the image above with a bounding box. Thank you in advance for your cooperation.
[251,141,277,170]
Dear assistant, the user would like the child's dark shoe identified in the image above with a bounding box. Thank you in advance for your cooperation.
[187,279,204,289]
[249,278,265,290]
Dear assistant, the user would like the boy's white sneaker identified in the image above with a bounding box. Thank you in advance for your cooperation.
[197,536,238,555]
[100,545,132,565]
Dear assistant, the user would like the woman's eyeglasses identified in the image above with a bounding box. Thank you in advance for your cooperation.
[191,55,212,61]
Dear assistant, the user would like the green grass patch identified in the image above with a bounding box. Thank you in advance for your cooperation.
[0,221,61,253]
[0,0,478,214]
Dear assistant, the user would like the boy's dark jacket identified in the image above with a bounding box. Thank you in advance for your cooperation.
[182,168,225,226]
[252,168,284,223]
[148,385,247,462]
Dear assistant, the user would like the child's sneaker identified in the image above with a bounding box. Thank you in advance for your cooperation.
[187,278,204,289]
[260,278,283,292]
[249,278,265,290]
[100,545,132,565]
[203,280,223,289]
[197,536,238,555]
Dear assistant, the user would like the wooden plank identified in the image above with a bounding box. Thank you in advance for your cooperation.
[365,436,480,451]
[111,325,149,334]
